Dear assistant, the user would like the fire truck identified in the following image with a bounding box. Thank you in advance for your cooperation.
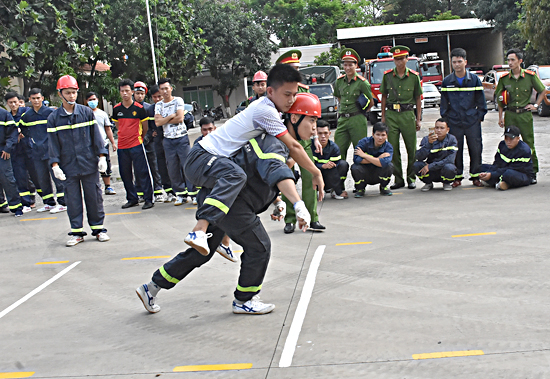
[420,52,444,89]
[365,46,424,125]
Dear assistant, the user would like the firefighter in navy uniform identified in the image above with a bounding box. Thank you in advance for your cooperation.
[380,45,423,190]
[0,108,23,217]
[333,48,373,162]
[476,125,533,190]
[47,75,110,246]
[276,49,310,93]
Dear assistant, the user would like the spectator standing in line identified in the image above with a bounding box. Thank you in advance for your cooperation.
[0,106,23,217]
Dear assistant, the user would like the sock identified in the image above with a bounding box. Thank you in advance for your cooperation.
[148,281,160,297]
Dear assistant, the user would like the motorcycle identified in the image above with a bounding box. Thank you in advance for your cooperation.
[212,104,224,121]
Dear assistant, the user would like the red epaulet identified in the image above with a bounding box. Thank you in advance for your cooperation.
[114,102,122,107]
[337,74,345,79]
[134,101,144,108]
[298,83,309,89]
[357,75,367,81]
[248,96,253,100]
[384,69,393,74]
[501,72,510,77]
[410,70,419,76]
[525,70,536,76]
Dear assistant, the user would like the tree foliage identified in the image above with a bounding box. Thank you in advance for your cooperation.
[383,0,472,24]
[522,0,550,60]
[314,45,347,66]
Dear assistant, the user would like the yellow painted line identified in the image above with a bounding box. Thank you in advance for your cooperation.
[105,211,141,215]
[452,232,496,238]
[336,242,372,246]
[121,256,171,260]
[462,187,484,190]
[413,350,484,360]
[173,363,253,372]
[185,207,197,210]
[0,372,35,379]
[36,261,70,265]
[19,217,57,222]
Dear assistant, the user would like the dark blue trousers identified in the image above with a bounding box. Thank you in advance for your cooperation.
[117,144,153,204]
[0,158,22,213]
[449,123,482,181]
[154,133,174,195]
[478,164,530,188]
[64,171,106,236]
[12,141,40,207]
[33,158,65,206]
[321,160,349,195]
[414,162,457,183]
[163,136,195,196]
[351,162,394,190]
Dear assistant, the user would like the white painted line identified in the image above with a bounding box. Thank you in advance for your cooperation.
[279,245,326,368]
[0,261,81,320]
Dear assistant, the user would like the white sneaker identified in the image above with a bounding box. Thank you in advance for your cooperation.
[165,193,176,203]
[155,194,165,203]
[421,183,433,192]
[330,190,345,200]
[22,206,32,213]
[66,235,84,247]
[480,180,491,187]
[37,205,55,213]
[232,295,275,315]
[217,243,237,262]
[96,232,110,242]
[496,181,509,191]
[136,284,161,313]
[184,231,213,256]
[50,204,67,214]
[443,183,452,191]
[174,196,185,206]
[192,197,197,205]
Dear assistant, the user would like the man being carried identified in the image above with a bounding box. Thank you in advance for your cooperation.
[477,126,532,190]
[351,122,394,197]
[413,118,458,191]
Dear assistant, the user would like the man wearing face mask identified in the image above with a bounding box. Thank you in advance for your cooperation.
[86,92,117,195]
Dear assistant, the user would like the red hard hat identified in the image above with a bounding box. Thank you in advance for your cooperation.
[288,93,321,117]
[252,71,268,82]
[134,81,148,94]
[57,75,79,91]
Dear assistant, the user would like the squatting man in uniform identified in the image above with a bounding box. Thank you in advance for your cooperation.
[135,93,323,315]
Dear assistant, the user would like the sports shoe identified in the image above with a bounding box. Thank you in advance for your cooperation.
[105,187,117,195]
[50,204,67,214]
[96,232,110,242]
[174,196,186,206]
[480,180,491,187]
[192,197,197,205]
[451,179,462,188]
[421,183,433,192]
[217,243,238,262]
[66,235,84,247]
[496,181,509,191]
[136,284,161,313]
[37,204,55,213]
[165,193,176,203]
[443,183,452,191]
[354,189,365,198]
[155,194,165,203]
[330,190,345,200]
[471,179,483,187]
[14,210,23,217]
[184,231,213,256]
[233,295,275,315]
[380,186,392,196]
[138,196,145,204]
[22,206,32,213]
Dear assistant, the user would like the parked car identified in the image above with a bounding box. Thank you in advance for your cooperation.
[308,83,338,128]
[527,65,550,117]
[422,83,441,107]
[235,100,247,115]
[482,65,510,110]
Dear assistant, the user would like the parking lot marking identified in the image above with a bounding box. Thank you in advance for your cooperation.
[19,217,57,222]
[452,232,496,238]
[336,242,372,246]
[413,350,484,360]
[173,363,253,372]
[279,245,326,368]
[185,207,197,210]
[0,372,35,378]
[36,261,70,265]
[105,211,141,216]
[121,256,171,260]
[0,261,80,320]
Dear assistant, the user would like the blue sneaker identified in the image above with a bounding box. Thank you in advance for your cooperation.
[136,284,160,313]
[232,296,275,315]
[184,231,213,256]
[105,187,117,195]
[216,243,237,262]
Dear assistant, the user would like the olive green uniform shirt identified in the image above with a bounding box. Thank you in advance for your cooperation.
[495,68,545,108]
[380,67,423,104]
[333,73,372,114]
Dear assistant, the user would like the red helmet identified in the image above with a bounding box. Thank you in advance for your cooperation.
[288,93,321,117]
[134,81,148,94]
[252,71,268,82]
[57,75,79,91]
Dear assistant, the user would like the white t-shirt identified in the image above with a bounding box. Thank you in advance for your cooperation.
[154,97,187,139]
[199,96,288,157]
[93,108,112,146]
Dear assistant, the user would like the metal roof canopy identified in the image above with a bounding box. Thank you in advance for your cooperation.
[337,19,492,42]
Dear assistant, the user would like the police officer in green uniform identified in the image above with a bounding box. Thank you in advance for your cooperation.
[276,49,310,93]
[380,45,423,189]
[333,48,373,162]
[495,48,546,184]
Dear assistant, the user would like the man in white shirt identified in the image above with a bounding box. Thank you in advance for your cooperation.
[154,78,192,206]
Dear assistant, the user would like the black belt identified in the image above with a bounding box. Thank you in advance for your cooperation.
[506,107,528,114]
[386,103,414,112]
[339,111,362,118]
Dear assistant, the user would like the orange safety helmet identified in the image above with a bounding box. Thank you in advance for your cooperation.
[57,75,79,91]
[288,93,321,117]
[134,81,148,94]
[252,71,268,82]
